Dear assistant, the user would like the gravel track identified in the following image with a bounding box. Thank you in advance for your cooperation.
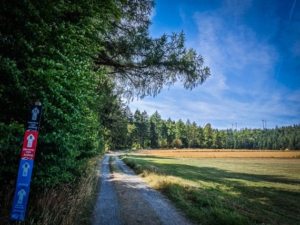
[92,155,122,225]
[92,154,193,225]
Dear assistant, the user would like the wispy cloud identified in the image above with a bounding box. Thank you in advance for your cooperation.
[291,39,300,56]
[192,5,282,107]
[194,10,278,85]
[129,76,300,128]
[223,0,253,17]
[288,0,297,24]
[129,0,300,129]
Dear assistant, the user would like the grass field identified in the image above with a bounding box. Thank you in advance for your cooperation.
[120,151,300,225]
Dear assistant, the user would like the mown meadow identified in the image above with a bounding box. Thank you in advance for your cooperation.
[120,153,300,225]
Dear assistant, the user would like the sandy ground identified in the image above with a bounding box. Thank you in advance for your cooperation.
[92,154,193,225]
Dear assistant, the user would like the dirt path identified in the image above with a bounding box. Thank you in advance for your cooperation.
[92,154,193,225]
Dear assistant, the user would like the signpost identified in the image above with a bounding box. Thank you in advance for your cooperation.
[10,102,42,221]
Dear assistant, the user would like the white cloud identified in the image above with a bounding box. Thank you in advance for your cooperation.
[129,83,299,129]
[191,4,283,109]
[222,0,253,19]
[195,11,277,76]
[129,1,300,130]
[291,40,300,56]
[287,89,300,103]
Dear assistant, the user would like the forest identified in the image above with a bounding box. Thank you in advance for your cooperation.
[0,0,210,191]
[106,107,300,151]
[0,0,298,195]
[1,1,299,223]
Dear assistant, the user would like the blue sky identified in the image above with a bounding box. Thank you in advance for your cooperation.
[129,0,300,130]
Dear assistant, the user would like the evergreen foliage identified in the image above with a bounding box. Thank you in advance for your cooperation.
[118,109,300,150]
[0,0,210,192]
[0,0,121,189]
[93,0,210,99]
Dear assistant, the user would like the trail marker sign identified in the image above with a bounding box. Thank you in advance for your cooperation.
[21,131,38,160]
[11,103,42,221]
[27,105,42,131]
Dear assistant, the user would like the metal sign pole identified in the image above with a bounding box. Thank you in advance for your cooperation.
[10,101,42,221]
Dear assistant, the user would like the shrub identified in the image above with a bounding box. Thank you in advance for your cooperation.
[172,139,183,148]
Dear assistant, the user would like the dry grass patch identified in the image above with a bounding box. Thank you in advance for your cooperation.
[133,149,300,158]
[0,156,103,225]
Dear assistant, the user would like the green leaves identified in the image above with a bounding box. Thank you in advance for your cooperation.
[0,0,118,190]
[94,0,210,99]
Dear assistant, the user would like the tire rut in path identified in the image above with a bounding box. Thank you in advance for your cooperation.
[92,154,193,225]
[92,155,122,225]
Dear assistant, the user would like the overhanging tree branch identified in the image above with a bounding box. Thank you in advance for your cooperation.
[93,0,210,99]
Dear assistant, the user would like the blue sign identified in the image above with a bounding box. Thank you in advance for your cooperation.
[11,104,42,221]
[10,159,34,221]
[17,159,34,185]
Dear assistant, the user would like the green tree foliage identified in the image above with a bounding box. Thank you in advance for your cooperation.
[101,97,129,150]
[93,0,210,99]
[0,0,120,189]
[133,109,143,147]
[0,0,212,197]
[132,109,149,148]
[1,0,211,189]
[166,118,176,147]
[219,130,227,148]
[149,111,162,148]
[124,105,134,124]
[185,119,192,147]
[141,111,150,148]
[121,108,300,150]
[175,119,188,147]
[189,122,198,148]
[212,129,220,149]
[196,126,204,148]
[204,123,213,148]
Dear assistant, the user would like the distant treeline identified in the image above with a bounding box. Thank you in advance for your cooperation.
[108,107,300,150]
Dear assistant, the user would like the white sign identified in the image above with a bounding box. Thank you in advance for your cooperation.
[17,189,26,205]
[31,107,40,121]
[22,162,30,177]
[26,134,35,148]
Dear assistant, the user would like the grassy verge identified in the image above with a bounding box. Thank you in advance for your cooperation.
[120,155,300,225]
[109,156,116,173]
[109,156,123,173]
[0,155,103,225]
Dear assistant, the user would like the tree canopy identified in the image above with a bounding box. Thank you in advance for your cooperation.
[94,0,210,99]
[0,0,120,188]
[0,0,210,191]
[115,108,300,150]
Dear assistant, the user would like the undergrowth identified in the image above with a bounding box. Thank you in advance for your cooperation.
[0,156,103,225]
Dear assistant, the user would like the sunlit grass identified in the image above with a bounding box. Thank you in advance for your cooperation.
[120,155,300,225]
[132,149,300,158]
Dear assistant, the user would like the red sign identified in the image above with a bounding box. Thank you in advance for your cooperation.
[11,104,42,221]
[21,131,38,160]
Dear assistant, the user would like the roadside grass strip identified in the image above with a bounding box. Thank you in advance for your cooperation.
[120,155,300,225]
[109,156,125,173]
[0,156,102,225]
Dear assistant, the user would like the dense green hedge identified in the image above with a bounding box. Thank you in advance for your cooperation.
[0,0,119,190]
